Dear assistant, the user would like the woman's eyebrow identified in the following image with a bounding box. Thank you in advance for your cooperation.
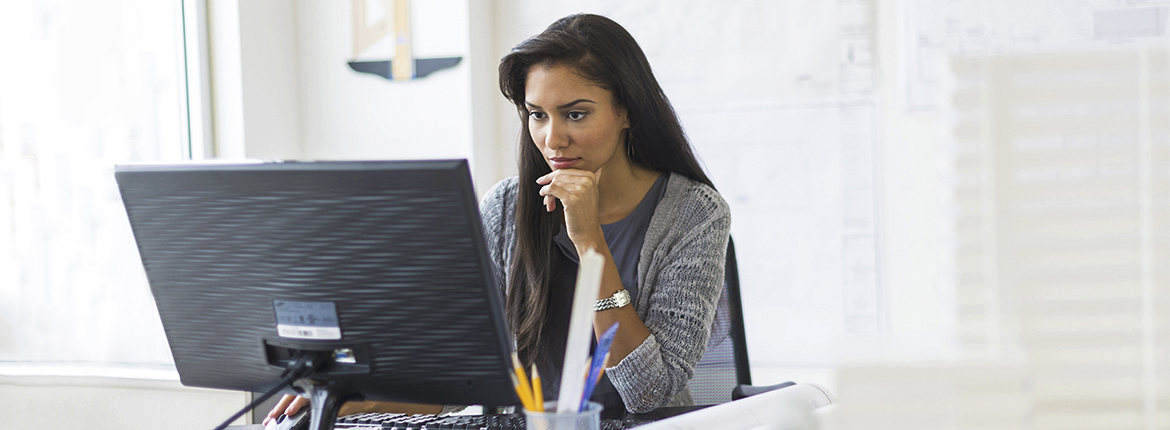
[525,99,597,110]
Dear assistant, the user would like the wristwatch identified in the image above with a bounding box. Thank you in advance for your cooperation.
[594,289,631,311]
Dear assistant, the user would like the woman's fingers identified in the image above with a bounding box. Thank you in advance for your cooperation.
[263,395,309,425]
[285,396,309,416]
[538,173,564,212]
[537,170,595,205]
[539,181,574,212]
[536,170,602,245]
[264,394,296,425]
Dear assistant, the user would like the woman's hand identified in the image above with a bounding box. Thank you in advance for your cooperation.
[537,169,604,250]
[264,394,307,425]
[263,395,444,425]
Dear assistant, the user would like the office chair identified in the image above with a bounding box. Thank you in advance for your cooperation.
[688,237,752,404]
[689,237,799,405]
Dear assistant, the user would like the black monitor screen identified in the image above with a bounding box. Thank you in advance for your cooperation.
[116,159,517,407]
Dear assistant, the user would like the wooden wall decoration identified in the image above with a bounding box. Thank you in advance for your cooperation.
[349,0,461,81]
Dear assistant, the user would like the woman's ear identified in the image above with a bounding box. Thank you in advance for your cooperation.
[615,104,631,130]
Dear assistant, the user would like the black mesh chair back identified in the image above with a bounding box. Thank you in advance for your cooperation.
[687,237,751,404]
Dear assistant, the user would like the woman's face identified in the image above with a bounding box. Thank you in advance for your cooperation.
[524,64,630,173]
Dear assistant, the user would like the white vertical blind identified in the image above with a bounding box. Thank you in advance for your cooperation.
[948,49,1170,429]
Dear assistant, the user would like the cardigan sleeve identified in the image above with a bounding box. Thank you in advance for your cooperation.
[604,183,731,413]
[479,177,518,295]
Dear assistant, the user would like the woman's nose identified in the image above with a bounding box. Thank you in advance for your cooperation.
[543,121,568,149]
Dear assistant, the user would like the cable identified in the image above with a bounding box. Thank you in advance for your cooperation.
[212,353,327,430]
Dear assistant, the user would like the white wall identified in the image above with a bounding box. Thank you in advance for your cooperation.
[213,0,505,189]
[294,1,474,162]
[239,0,304,160]
[224,0,518,193]
[470,0,522,196]
[208,0,248,159]
[0,372,248,430]
[872,0,952,359]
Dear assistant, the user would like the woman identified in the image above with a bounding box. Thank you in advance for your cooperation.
[485,13,729,414]
[266,13,728,423]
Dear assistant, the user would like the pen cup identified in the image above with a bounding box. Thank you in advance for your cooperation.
[524,401,602,430]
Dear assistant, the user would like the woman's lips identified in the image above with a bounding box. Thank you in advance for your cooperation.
[549,157,580,169]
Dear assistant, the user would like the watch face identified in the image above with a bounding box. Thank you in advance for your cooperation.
[596,290,631,311]
[615,290,631,307]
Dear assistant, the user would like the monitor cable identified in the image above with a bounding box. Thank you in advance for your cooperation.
[213,352,330,430]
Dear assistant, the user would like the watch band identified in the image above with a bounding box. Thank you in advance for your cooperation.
[594,289,631,311]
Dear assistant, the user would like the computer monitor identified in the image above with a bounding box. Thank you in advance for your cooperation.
[115,159,518,429]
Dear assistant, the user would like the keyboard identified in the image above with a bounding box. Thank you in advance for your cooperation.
[332,412,651,430]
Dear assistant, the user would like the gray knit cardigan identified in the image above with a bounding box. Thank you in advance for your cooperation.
[479,173,731,413]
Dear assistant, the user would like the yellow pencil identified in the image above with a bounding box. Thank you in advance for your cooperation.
[511,352,536,410]
[530,364,544,412]
[508,372,535,411]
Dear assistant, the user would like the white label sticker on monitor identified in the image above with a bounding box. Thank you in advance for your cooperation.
[273,300,342,340]
[277,325,342,340]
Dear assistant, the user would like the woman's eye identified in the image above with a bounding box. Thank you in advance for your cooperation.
[567,111,587,120]
[529,111,547,120]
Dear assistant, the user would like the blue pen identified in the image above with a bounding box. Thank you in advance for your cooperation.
[579,322,619,411]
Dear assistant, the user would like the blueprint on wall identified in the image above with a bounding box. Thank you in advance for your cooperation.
[683,103,879,364]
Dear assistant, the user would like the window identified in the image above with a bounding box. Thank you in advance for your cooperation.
[0,0,188,366]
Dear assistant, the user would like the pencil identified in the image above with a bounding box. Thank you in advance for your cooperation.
[508,372,535,411]
[596,352,610,384]
[530,364,544,412]
[511,352,536,410]
[579,351,613,411]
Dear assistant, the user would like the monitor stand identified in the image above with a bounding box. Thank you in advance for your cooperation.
[294,378,361,430]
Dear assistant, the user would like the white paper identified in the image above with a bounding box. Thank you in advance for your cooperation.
[632,383,833,430]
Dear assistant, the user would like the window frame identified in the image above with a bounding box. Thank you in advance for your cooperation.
[180,0,213,160]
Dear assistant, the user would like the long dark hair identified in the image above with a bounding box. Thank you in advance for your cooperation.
[498,14,713,366]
